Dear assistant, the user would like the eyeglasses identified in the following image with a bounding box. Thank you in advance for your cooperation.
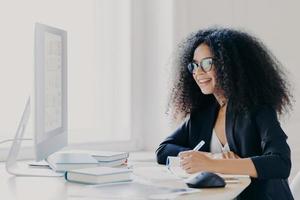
[187,57,215,74]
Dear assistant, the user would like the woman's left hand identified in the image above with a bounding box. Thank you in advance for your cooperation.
[178,150,215,174]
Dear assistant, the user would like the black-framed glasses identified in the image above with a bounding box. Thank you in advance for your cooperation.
[187,57,215,74]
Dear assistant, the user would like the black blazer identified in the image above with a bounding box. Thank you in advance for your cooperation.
[156,100,294,200]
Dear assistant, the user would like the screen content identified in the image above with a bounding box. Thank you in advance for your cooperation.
[44,32,62,133]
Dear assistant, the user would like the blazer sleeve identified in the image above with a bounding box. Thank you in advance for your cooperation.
[156,117,191,165]
[250,106,291,180]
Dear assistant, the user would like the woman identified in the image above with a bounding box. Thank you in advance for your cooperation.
[156,28,294,200]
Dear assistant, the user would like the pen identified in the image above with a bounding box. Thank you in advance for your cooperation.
[193,140,205,151]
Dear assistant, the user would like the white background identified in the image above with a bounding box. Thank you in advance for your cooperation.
[0,0,299,179]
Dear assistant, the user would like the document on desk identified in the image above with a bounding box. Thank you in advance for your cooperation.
[68,181,199,200]
[166,156,190,178]
[133,166,181,181]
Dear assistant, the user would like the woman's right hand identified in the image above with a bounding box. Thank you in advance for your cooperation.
[222,151,240,159]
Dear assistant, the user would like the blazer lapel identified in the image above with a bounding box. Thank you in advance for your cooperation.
[225,99,238,153]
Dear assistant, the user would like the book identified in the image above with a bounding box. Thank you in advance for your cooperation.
[47,153,99,172]
[87,151,129,162]
[58,150,129,162]
[65,166,133,184]
[97,158,128,167]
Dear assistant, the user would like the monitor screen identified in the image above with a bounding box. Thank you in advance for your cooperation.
[34,23,67,161]
[44,32,62,133]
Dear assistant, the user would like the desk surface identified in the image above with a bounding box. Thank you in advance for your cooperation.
[0,151,251,200]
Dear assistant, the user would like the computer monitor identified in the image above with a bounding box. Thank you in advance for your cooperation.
[5,23,68,176]
[6,23,88,176]
[34,23,68,161]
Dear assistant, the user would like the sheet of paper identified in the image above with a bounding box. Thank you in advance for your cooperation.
[68,181,199,200]
[166,156,190,178]
[133,166,181,181]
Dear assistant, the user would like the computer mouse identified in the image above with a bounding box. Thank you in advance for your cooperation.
[185,171,226,188]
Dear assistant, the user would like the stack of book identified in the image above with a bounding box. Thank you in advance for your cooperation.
[46,151,129,172]
[47,153,99,172]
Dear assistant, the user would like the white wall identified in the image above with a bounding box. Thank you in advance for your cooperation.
[0,0,97,146]
[1,0,299,178]
[131,0,174,150]
[0,0,136,161]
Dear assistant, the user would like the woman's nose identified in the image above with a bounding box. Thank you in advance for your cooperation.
[193,67,205,75]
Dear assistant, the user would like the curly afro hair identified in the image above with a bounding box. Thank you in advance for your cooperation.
[168,27,293,120]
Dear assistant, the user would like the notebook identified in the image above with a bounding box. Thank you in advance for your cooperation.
[65,166,133,184]
[57,150,129,162]
[97,158,128,167]
[166,156,190,178]
[89,151,129,162]
[47,153,99,172]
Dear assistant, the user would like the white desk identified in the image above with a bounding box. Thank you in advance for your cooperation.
[0,152,250,200]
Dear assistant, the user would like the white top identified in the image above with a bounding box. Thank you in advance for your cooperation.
[210,129,230,153]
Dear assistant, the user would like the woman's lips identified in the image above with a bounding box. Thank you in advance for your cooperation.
[197,78,212,84]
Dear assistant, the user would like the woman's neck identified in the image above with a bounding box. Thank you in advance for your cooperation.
[213,91,227,108]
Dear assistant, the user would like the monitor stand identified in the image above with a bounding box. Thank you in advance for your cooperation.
[5,97,63,177]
